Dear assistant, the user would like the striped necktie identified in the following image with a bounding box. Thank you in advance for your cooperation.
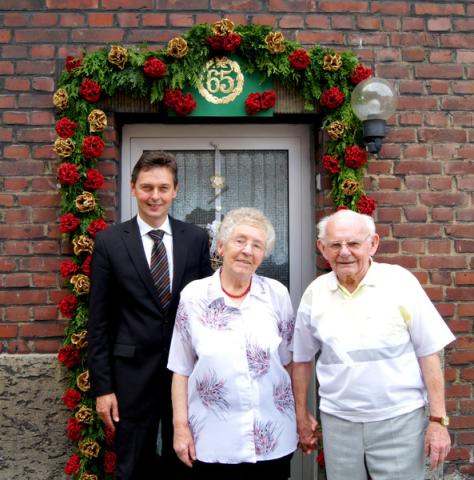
[149,230,171,310]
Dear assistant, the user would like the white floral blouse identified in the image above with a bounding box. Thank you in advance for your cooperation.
[167,270,298,464]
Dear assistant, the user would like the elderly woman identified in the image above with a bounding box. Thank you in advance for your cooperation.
[167,207,297,480]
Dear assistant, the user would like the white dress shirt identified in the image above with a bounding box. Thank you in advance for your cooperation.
[137,214,174,290]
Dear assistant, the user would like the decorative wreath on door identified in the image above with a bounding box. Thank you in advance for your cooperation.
[54,19,374,479]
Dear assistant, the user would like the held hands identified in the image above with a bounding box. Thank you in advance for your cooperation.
[174,424,196,468]
[297,412,319,455]
[424,422,451,470]
[96,393,120,431]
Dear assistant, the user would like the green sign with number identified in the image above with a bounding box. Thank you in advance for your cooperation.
[183,56,273,117]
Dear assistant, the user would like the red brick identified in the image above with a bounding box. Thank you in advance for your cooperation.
[405,176,426,190]
[446,287,474,301]
[88,13,114,26]
[5,78,30,92]
[15,29,68,43]
[377,256,417,269]
[431,208,454,222]
[375,48,401,62]
[31,13,58,27]
[436,303,455,317]
[427,240,451,254]
[30,45,56,59]
[0,290,47,305]
[47,0,98,7]
[399,113,422,126]
[33,306,59,321]
[318,1,369,12]
[373,192,417,206]
[0,95,17,108]
[3,145,30,160]
[3,112,28,125]
[420,256,467,270]
[442,34,474,49]
[403,207,427,222]
[415,64,463,79]
[4,13,29,26]
[393,224,442,238]
[402,17,424,31]
[6,339,31,354]
[0,127,13,142]
[403,144,429,158]
[401,240,425,254]
[397,96,437,111]
[427,17,452,32]
[415,3,464,15]
[424,112,449,127]
[401,48,425,62]
[169,14,194,27]
[455,272,474,285]
[458,432,474,445]
[33,339,63,353]
[427,80,449,95]
[447,320,470,333]
[4,209,29,224]
[371,2,409,15]
[446,225,474,239]
[382,18,400,32]
[19,323,65,338]
[117,13,142,27]
[445,385,472,399]
[3,273,31,288]
[32,241,60,255]
[18,94,54,109]
[279,15,304,28]
[0,259,18,273]
[297,31,344,45]
[446,162,474,175]
[356,16,380,30]
[102,0,152,6]
[446,448,471,461]
[420,192,467,207]
[429,50,453,63]
[457,209,474,222]
[4,241,30,255]
[459,399,474,414]
[71,29,124,43]
[30,111,55,125]
[0,325,18,338]
[5,306,30,321]
[394,161,441,175]
[0,61,14,75]
[306,15,330,29]
[59,14,86,27]
[32,77,55,92]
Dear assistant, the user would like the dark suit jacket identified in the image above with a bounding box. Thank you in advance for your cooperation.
[88,216,212,420]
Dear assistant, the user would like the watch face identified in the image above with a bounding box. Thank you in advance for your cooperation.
[441,417,450,426]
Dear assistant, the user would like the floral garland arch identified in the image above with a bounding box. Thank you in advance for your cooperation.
[54,19,374,479]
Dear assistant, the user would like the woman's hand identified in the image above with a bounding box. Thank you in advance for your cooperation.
[297,412,319,455]
[173,424,196,468]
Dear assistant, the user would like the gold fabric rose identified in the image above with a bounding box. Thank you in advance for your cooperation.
[265,31,286,54]
[53,138,75,158]
[70,274,90,296]
[323,53,343,72]
[53,88,69,110]
[80,475,98,480]
[326,120,345,140]
[72,234,95,256]
[75,191,96,213]
[79,438,100,459]
[167,37,188,59]
[212,18,235,36]
[341,178,360,196]
[71,330,88,349]
[87,109,107,132]
[77,370,91,392]
[75,405,94,424]
[108,45,128,69]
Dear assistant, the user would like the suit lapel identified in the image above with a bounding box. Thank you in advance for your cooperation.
[170,217,188,299]
[121,217,164,311]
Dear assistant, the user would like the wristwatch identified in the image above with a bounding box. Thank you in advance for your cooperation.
[429,415,450,427]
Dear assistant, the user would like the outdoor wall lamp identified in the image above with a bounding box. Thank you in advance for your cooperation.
[350,77,397,154]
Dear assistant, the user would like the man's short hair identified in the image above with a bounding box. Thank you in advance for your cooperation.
[131,150,178,187]
[318,209,376,240]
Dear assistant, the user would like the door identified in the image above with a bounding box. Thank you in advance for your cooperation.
[122,123,317,479]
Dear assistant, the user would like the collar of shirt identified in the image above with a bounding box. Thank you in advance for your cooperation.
[328,258,378,295]
[136,214,172,239]
[205,269,268,307]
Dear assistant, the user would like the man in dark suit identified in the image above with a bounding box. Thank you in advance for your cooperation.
[88,150,212,479]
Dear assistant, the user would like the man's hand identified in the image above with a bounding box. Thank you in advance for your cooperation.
[424,422,451,470]
[297,412,319,455]
[96,393,120,431]
[173,424,196,468]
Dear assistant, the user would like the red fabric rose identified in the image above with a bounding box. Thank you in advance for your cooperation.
[57,163,80,186]
[260,90,276,110]
[60,260,80,278]
[245,92,261,115]
[350,63,373,85]
[82,255,92,275]
[64,453,81,476]
[65,56,82,73]
[59,213,80,234]
[208,35,225,51]
[345,145,368,169]
[223,33,241,52]
[336,205,349,211]
[105,427,116,446]
[143,58,167,79]
[62,388,81,410]
[163,89,183,109]
[174,93,197,116]
[322,154,341,174]
[357,195,377,215]
[79,78,101,103]
[320,87,345,109]
[66,417,83,442]
[58,295,78,318]
[58,345,81,368]
[82,136,105,159]
[87,218,108,238]
[104,451,117,473]
[289,49,311,70]
[55,118,78,138]
[84,168,104,190]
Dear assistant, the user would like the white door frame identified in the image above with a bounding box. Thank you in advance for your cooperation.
[121,123,314,309]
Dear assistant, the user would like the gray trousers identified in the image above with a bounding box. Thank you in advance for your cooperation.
[320,408,426,480]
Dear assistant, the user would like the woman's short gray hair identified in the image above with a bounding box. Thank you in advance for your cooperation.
[317,209,376,240]
[217,207,275,257]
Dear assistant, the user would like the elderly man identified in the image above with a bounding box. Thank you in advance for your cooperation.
[292,209,455,480]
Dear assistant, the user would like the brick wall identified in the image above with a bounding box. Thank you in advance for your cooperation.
[0,1,472,476]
